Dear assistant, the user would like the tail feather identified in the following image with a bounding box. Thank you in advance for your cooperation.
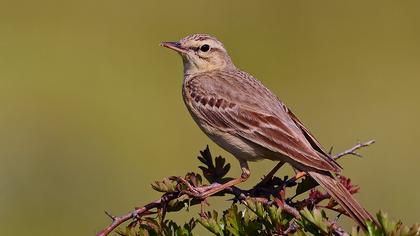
[308,171,377,231]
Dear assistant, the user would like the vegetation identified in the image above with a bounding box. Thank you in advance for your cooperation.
[97,146,420,236]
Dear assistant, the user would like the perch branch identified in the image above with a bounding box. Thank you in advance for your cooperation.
[96,192,178,236]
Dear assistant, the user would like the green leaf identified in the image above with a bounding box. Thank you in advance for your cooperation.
[299,208,329,235]
[267,205,283,226]
[366,220,382,236]
[117,147,420,236]
[198,210,224,235]
[245,199,266,218]
[151,178,177,193]
[166,196,189,212]
[224,204,245,236]
[377,211,397,234]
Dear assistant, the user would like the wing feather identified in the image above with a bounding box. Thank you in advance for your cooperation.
[184,71,341,172]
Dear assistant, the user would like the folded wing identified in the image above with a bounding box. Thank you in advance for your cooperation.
[185,72,340,172]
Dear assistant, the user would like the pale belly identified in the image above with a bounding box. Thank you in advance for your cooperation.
[200,123,263,162]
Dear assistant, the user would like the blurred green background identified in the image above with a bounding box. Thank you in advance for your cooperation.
[1,0,419,235]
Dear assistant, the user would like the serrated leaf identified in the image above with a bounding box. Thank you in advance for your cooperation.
[166,197,189,212]
[245,199,257,211]
[299,208,329,235]
[243,207,257,223]
[224,204,245,236]
[198,210,224,235]
[366,220,381,236]
[268,205,283,225]
[159,218,196,236]
[245,198,264,218]
[255,201,265,219]
[139,217,161,235]
[377,211,396,234]
[151,178,177,193]
[197,146,231,183]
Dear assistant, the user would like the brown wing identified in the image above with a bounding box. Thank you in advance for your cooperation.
[282,105,342,170]
[184,71,341,172]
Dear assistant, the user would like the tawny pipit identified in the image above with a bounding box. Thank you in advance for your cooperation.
[161,34,375,230]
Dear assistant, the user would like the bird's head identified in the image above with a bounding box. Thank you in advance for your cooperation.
[161,34,235,75]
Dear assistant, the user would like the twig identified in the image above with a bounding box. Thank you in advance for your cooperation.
[96,192,178,236]
[283,203,301,218]
[104,211,116,221]
[334,140,375,160]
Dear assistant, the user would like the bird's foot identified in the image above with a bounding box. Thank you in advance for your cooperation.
[199,199,210,217]
[176,177,222,200]
[180,186,219,200]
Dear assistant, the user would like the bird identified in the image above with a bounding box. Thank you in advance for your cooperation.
[161,34,376,230]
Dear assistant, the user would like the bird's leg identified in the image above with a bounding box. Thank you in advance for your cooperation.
[190,161,250,200]
[199,199,210,217]
[254,161,286,188]
[178,179,221,198]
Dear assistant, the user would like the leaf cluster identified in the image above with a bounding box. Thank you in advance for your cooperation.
[114,147,420,236]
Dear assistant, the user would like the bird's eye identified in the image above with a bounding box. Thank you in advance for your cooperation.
[200,44,210,52]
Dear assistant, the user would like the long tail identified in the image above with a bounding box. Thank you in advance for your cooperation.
[308,171,377,231]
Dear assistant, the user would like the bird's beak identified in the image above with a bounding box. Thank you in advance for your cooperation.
[160,42,188,54]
